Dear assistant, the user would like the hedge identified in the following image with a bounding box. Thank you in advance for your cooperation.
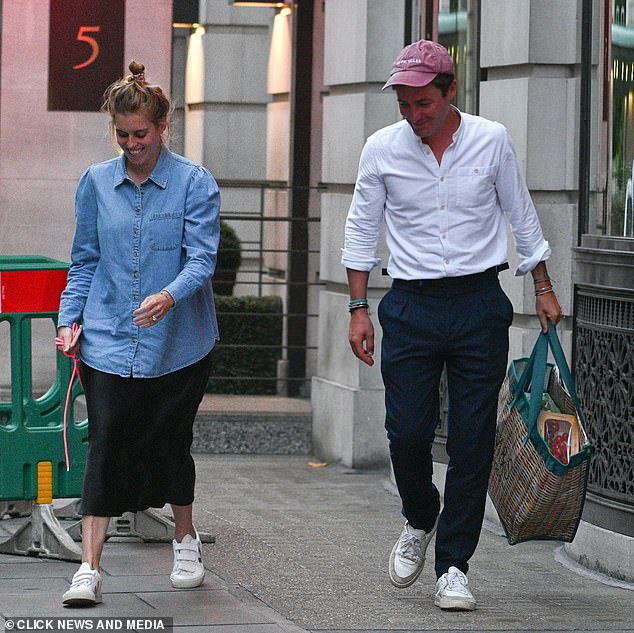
[207,295,283,394]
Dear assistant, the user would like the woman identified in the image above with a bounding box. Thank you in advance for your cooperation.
[56,61,220,606]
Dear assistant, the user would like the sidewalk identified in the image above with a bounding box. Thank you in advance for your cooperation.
[2,454,634,633]
[0,509,304,633]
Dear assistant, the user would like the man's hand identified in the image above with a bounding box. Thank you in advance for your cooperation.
[531,261,563,333]
[536,291,563,333]
[348,309,375,366]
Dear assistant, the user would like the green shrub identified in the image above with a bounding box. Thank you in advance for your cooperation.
[214,221,242,296]
[218,220,242,271]
[208,295,283,394]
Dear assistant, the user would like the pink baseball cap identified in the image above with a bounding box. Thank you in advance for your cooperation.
[382,39,454,90]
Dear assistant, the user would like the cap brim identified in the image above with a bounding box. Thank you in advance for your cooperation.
[382,70,438,90]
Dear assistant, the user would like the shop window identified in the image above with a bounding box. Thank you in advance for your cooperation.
[437,0,479,114]
[610,0,634,236]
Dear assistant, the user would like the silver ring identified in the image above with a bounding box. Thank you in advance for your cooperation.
[151,315,157,322]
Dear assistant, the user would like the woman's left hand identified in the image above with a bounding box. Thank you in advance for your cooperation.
[133,291,173,328]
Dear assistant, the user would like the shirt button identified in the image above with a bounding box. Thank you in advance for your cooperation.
[133,295,138,300]
[474,168,479,174]
[444,258,449,264]
[441,205,446,210]
[133,251,138,258]
[440,176,445,182]
[134,272,139,279]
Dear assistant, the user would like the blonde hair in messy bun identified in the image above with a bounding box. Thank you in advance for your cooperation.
[101,61,172,137]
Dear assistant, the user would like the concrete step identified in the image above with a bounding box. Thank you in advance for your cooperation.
[192,394,312,455]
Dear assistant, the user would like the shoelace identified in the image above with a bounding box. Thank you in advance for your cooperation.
[54,323,84,471]
[445,570,469,592]
[398,531,422,563]
[70,568,97,589]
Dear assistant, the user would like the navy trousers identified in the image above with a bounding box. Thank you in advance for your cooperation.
[378,274,513,578]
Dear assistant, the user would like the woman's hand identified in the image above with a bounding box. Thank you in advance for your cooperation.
[56,326,73,352]
[56,325,81,355]
[133,291,174,328]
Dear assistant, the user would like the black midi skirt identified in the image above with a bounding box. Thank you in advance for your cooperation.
[78,352,212,517]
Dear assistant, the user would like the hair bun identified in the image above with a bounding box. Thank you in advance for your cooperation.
[128,61,145,82]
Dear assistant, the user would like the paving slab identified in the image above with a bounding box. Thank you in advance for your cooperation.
[191,454,634,633]
[1,453,633,633]
[0,522,306,633]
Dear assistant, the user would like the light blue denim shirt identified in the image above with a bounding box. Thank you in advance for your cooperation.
[58,146,220,377]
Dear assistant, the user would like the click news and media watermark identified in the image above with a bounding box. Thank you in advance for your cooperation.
[3,618,172,632]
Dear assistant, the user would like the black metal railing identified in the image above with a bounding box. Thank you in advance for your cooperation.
[209,183,324,398]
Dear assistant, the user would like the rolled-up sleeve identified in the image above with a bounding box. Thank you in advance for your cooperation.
[495,130,551,275]
[341,140,385,272]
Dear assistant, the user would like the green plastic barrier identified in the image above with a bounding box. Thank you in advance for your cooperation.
[0,255,87,501]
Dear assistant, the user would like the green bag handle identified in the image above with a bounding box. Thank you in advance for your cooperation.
[511,333,541,408]
[512,321,583,443]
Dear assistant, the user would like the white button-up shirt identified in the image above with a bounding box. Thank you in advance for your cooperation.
[342,110,551,279]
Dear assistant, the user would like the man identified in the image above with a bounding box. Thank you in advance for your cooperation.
[342,39,562,611]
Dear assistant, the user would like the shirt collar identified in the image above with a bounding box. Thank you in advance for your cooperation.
[113,145,171,189]
[450,105,463,141]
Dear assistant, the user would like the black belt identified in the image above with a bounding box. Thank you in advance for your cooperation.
[393,263,509,294]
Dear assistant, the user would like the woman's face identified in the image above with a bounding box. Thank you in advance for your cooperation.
[114,112,165,176]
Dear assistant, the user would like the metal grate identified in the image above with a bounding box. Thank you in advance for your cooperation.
[574,290,634,507]
[577,291,634,331]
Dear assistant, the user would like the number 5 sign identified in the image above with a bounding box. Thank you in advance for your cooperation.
[48,0,125,112]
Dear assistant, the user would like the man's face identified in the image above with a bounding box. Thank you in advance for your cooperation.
[395,81,457,140]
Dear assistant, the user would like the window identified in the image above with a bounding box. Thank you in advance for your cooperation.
[437,0,479,114]
[610,0,634,236]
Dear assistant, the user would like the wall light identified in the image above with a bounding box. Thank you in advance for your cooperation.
[173,22,206,35]
[229,1,292,9]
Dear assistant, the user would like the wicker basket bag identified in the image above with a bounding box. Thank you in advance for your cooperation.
[488,323,592,545]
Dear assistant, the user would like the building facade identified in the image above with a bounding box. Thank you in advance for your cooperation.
[0,0,631,581]
[219,0,633,583]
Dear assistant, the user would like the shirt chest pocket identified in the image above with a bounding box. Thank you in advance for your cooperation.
[455,165,497,210]
[149,210,184,251]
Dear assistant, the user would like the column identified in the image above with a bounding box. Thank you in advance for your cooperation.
[311,0,405,467]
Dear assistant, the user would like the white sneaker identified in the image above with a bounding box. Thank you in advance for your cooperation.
[434,566,476,611]
[389,520,437,588]
[171,530,205,588]
[62,562,102,606]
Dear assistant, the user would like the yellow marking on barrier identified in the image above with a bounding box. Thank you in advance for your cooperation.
[35,461,53,505]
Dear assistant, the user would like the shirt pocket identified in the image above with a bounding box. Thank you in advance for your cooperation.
[149,210,184,251]
[455,165,498,210]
